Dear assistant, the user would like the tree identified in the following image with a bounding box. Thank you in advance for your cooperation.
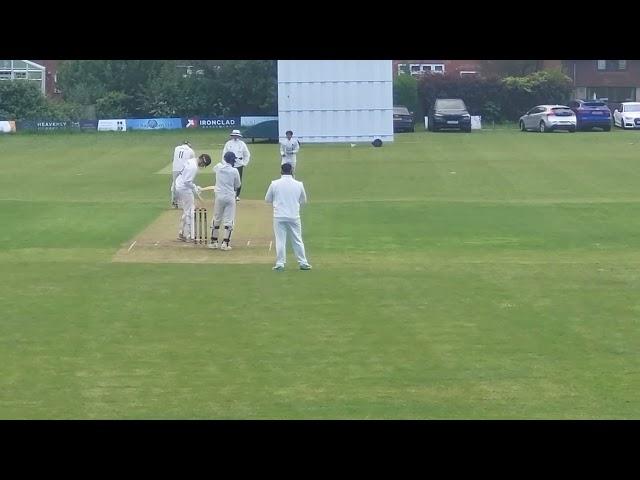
[0,81,49,120]
[217,60,277,115]
[393,74,419,116]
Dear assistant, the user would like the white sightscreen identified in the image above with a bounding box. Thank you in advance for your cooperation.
[277,60,394,143]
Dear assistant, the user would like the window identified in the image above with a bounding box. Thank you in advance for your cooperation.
[14,71,27,79]
[460,70,478,77]
[397,63,409,74]
[0,60,11,69]
[12,60,26,69]
[406,63,445,75]
[597,60,627,71]
[0,71,11,80]
[587,86,636,102]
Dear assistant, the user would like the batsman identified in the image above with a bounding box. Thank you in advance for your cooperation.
[209,151,241,251]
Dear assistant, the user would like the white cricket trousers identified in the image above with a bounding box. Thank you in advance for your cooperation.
[273,217,308,267]
[170,171,180,204]
[177,188,195,239]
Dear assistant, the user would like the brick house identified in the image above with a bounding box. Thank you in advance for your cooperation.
[546,60,640,103]
[393,60,482,77]
[31,60,62,98]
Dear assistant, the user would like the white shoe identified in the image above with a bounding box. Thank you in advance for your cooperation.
[220,243,232,251]
[208,242,219,249]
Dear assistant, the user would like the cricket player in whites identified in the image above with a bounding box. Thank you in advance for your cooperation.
[221,129,251,201]
[171,140,195,208]
[265,162,312,271]
[279,130,300,174]
[209,151,241,251]
[175,153,211,241]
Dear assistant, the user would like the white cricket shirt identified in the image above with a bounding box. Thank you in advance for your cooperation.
[264,175,307,219]
[213,162,241,198]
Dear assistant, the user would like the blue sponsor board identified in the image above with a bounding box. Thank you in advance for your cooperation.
[79,120,98,130]
[126,118,183,130]
[16,120,75,131]
[184,116,241,129]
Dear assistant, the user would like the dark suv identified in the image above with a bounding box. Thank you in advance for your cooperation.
[428,98,472,132]
[567,99,612,131]
[393,106,415,132]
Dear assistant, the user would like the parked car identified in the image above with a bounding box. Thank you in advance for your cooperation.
[428,98,472,132]
[613,102,640,129]
[567,99,611,131]
[519,105,576,133]
[393,106,415,132]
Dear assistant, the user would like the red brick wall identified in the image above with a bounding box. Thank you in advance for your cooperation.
[31,60,62,98]
[571,60,640,87]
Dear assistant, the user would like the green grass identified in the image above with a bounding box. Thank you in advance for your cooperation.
[1,128,640,418]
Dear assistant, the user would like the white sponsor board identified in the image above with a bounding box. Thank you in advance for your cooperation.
[471,116,482,130]
[0,120,16,133]
[97,119,127,132]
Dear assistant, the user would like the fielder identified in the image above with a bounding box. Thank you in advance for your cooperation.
[221,129,251,201]
[279,130,300,174]
[209,151,241,251]
[175,153,211,241]
[171,140,195,208]
[265,163,312,271]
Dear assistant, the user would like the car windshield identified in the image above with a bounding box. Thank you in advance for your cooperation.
[394,107,410,115]
[436,99,465,110]
[625,105,640,112]
[583,102,606,107]
[551,108,573,116]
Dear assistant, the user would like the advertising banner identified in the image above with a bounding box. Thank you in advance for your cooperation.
[241,116,278,127]
[35,120,73,130]
[186,117,241,129]
[126,118,182,130]
[98,119,127,132]
[0,120,16,133]
[471,116,482,130]
[79,120,98,130]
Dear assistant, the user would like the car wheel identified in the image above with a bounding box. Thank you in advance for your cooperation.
[519,120,526,132]
[539,121,546,133]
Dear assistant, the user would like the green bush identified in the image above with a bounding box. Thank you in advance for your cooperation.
[393,74,419,116]
[0,81,49,120]
[417,70,574,122]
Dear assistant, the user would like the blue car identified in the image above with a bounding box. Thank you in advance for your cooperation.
[567,99,612,131]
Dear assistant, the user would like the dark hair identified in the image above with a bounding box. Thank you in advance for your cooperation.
[199,153,212,166]
[285,130,293,135]
[372,139,383,148]
[281,163,293,174]
[223,151,237,165]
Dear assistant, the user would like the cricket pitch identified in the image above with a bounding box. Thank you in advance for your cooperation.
[113,200,275,264]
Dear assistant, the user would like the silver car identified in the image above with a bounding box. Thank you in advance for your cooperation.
[519,105,577,133]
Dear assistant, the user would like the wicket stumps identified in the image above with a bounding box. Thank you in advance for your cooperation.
[192,207,208,244]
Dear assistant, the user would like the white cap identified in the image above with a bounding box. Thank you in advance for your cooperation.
[230,129,242,137]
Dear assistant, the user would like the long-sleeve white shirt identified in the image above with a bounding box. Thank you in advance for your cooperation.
[172,144,195,172]
[264,175,307,219]
[175,157,199,194]
[221,138,251,167]
[213,162,241,198]
[279,137,300,164]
